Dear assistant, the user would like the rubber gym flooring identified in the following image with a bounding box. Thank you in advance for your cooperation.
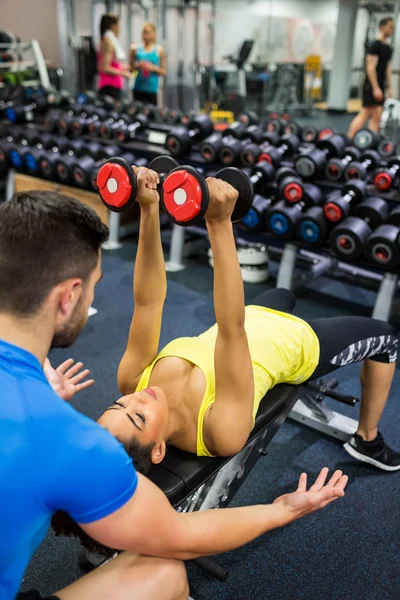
[19,111,400,599]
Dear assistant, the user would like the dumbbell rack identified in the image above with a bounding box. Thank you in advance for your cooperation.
[0,39,51,92]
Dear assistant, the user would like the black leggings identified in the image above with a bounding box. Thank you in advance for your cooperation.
[98,85,123,101]
[251,289,398,380]
[133,90,158,105]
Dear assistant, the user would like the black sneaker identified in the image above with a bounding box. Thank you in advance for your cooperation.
[343,432,400,471]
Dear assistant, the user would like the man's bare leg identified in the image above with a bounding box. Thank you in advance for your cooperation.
[368,105,383,132]
[348,107,372,138]
[55,552,189,600]
[356,359,396,441]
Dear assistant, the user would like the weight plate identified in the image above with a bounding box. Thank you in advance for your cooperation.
[214,167,254,223]
[96,157,137,213]
[162,165,209,226]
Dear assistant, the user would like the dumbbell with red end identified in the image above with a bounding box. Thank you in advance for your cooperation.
[267,187,323,239]
[373,157,400,192]
[239,131,280,167]
[330,196,389,261]
[261,134,300,168]
[238,110,260,127]
[377,138,396,159]
[166,115,214,157]
[114,114,149,143]
[70,107,109,137]
[278,172,322,206]
[344,150,381,181]
[54,140,94,184]
[365,206,400,270]
[294,134,347,180]
[200,122,246,163]
[219,125,268,166]
[323,180,367,223]
[97,113,132,140]
[266,116,288,135]
[325,147,361,182]
[96,155,179,212]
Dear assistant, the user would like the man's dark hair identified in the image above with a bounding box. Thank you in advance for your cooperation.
[0,191,109,317]
[51,438,155,556]
[100,13,119,38]
[380,17,394,29]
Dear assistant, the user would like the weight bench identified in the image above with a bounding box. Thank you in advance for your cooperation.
[79,384,300,582]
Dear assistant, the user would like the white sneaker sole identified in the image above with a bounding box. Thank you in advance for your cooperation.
[343,442,400,472]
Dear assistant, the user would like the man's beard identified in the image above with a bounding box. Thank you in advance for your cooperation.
[51,297,88,349]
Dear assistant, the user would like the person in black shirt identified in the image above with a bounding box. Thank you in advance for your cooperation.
[348,17,394,138]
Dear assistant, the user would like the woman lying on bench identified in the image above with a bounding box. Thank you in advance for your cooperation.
[93,166,399,473]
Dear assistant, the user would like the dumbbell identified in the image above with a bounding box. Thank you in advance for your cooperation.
[365,206,400,270]
[7,129,42,172]
[219,125,268,166]
[329,196,389,261]
[73,152,147,190]
[377,138,396,159]
[166,115,214,157]
[323,180,367,223]
[142,104,159,121]
[242,161,276,193]
[266,115,288,135]
[4,96,50,123]
[96,156,254,225]
[37,137,74,179]
[239,132,281,167]
[22,134,58,175]
[296,206,331,247]
[352,128,381,152]
[114,114,149,143]
[267,188,323,239]
[278,172,323,206]
[373,157,400,192]
[181,109,197,125]
[285,123,317,144]
[70,107,109,137]
[200,122,246,163]
[325,147,361,182]
[261,134,300,168]
[294,134,347,180]
[241,193,277,231]
[344,149,381,181]
[54,140,93,184]
[97,113,131,140]
[238,111,260,127]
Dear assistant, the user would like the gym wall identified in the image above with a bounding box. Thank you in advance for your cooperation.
[0,0,61,65]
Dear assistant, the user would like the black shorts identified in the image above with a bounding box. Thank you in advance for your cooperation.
[133,90,158,106]
[362,80,385,107]
[98,85,123,102]
[17,592,59,600]
[251,288,398,379]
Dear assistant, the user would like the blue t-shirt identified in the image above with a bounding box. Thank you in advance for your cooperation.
[0,340,138,600]
[134,45,160,94]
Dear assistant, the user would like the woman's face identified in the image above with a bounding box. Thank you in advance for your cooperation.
[142,25,155,44]
[111,20,120,37]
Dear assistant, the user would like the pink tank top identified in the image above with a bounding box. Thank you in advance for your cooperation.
[97,50,123,90]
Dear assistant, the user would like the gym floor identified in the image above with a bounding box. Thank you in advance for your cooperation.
[20,110,400,600]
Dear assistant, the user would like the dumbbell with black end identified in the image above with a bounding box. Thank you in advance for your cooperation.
[37,137,75,180]
[261,134,300,168]
[329,196,389,261]
[323,180,367,224]
[266,115,288,135]
[200,122,246,163]
[114,114,149,143]
[365,206,400,270]
[352,128,381,152]
[219,125,268,166]
[238,111,260,127]
[325,147,361,182]
[285,122,317,144]
[373,157,400,192]
[242,161,276,194]
[294,134,347,180]
[239,132,281,167]
[73,152,148,190]
[166,115,214,157]
[267,187,323,239]
[344,149,381,181]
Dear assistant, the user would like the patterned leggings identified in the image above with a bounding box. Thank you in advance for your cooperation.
[252,289,398,379]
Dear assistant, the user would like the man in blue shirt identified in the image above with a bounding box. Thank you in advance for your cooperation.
[0,168,347,600]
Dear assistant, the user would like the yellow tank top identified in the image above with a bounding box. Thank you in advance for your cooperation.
[136,306,320,457]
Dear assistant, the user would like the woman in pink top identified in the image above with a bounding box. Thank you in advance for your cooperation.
[98,13,132,102]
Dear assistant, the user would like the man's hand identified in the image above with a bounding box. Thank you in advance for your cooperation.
[273,468,348,521]
[133,166,160,206]
[43,358,94,401]
[205,177,238,223]
[373,86,384,102]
